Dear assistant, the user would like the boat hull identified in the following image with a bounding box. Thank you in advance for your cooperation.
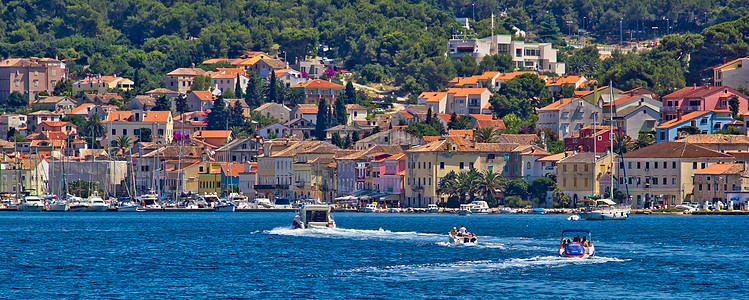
[448,233,477,244]
[215,205,235,212]
[48,204,69,212]
[457,210,472,216]
[559,245,595,258]
[18,205,44,212]
[362,208,376,213]
[117,205,140,212]
[580,209,629,220]
[88,205,109,212]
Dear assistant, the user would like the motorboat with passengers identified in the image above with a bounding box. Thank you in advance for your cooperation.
[292,204,336,229]
[579,198,629,220]
[448,226,477,243]
[559,229,595,258]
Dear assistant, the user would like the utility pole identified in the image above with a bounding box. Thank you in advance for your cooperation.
[619,18,623,47]
[472,4,475,22]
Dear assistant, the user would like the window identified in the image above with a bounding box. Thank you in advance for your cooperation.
[693,162,697,169]
[663,177,667,185]
[134,129,140,136]
[672,162,677,169]
[701,163,706,169]
[707,184,710,191]
[527,162,531,169]
[488,154,495,160]
[628,162,632,169]
[699,184,703,191]
[112,129,116,135]
[654,162,658,169]
[503,166,508,172]
[516,48,523,57]
[663,162,667,169]
[469,162,474,169]
[122,129,127,135]
[672,178,676,185]
[459,162,464,169]
[637,162,641,169]
[504,154,510,160]
[429,162,431,169]
[440,162,445,169]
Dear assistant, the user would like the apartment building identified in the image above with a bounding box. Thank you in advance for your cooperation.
[0,57,68,102]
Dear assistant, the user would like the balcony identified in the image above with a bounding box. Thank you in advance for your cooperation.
[255,184,290,190]
[295,180,306,187]
[411,185,424,191]
[662,106,701,113]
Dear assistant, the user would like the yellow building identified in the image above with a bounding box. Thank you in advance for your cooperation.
[72,75,134,97]
[238,53,273,72]
[556,152,617,205]
[404,136,523,208]
[292,145,340,200]
[198,163,222,195]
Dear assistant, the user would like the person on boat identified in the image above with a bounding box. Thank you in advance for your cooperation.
[573,235,581,243]
[459,225,467,236]
[449,227,458,236]
[582,236,590,247]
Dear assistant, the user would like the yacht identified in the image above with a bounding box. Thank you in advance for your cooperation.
[363,202,378,213]
[468,201,490,214]
[48,197,69,212]
[117,200,142,212]
[292,204,336,229]
[250,198,273,209]
[388,207,401,213]
[68,196,89,212]
[18,196,45,212]
[426,204,439,213]
[214,200,236,212]
[457,204,472,216]
[87,196,109,212]
[559,229,595,258]
[579,199,629,220]
[138,193,161,209]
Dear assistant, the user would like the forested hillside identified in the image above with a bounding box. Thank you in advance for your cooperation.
[0,0,746,98]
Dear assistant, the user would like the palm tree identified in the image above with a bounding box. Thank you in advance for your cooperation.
[474,127,500,143]
[456,171,475,204]
[436,171,459,204]
[82,113,105,148]
[473,170,507,206]
[115,135,131,157]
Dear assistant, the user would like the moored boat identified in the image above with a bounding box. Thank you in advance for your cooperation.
[468,201,489,214]
[533,208,546,214]
[18,196,44,212]
[499,207,517,214]
[579,199,629,220]
[214,201,236,212]
[363,202,378,213]
[457,204,472,216]
[426,203,439,213]
[388,207,401,213]
[292,204,336,229]
[559,229,595,258]
[87,196,109,212]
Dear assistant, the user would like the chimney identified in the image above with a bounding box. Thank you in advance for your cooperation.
[677,107,683,121]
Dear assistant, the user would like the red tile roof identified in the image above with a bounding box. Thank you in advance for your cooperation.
[290,79,344,89]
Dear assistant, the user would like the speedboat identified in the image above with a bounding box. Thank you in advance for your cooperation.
[559,229,595,258]
[427,204,439,213]
[214,200,236,212]
[68,196,89,212]
[292,204,336,229]
[363,202,378,213]
[48,198,69,212]
[457,204,472,216]
[87,196,109,212]
[499,207,517,214]
[117,201,142,212]
[18,196,45,212]
[468,201,489,214]
[448,231,477,243]
[567,215,580,221]
[579,199,629,220]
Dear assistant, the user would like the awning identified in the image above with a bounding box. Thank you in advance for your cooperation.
[597,199,617,205]
[380,194,401,201]
[730,197,739,200]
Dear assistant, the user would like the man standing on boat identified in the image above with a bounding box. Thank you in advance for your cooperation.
[459,225,467,236]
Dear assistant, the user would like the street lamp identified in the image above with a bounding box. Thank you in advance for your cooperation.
[619,18,623,47]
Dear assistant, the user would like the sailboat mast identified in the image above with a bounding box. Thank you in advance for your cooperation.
[610,81,615,200]
[593,105,597,197]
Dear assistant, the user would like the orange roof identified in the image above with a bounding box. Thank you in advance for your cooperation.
[470,114,493,121]
[655,111,715,129]
[437,113,452,123]
[423,136,441,142]
[399,111,414,119]
[210,73,240,79]
[69,103,96,115]
[42,131,67,140]
[574,90,593,97]
[220,163,246,177]
[385,153,406,161]
[714,57,746,70]
[538,98,575,111]
[106,111,133,122]
[475,119,506,130]
[202,58,230,65]
[496,71,536,81]
[448,129,474,140]
[602,94,641,107]
[418,92,448,103]
[191,91,215,101]
[482,103,492,110]
[213,68,246,75]
[290,79,344,89]
[447,88,488,97]
[396,170,406,176]
[297,107,318,114]
[546,75,585,86]
[142,111,171,122]
[695,163,744,175]
[194,130,231,139]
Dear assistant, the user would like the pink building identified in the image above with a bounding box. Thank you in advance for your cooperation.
[377,153,406,194]
[661,85,748,121]
[0,58,68,103]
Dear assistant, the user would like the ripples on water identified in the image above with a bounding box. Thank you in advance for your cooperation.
[0,213,746,298]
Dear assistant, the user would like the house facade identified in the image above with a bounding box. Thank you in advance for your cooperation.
[446,34,565,74]
[165,68,208,94]
[661,85,748,122]
[713,57,749,90]
[655,110,735,143]
[0,58,68,102]
[536,98,602,138]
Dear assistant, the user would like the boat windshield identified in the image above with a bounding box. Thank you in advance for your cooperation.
[306,210,328,223]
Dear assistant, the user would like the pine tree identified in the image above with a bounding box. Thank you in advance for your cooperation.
[448,112,458,129]
[268,70,278,103]
[314,100,327,140]
[344,81,356,104]
[207,96,227,130]
[426,106,433,123]
[234,75,244,98]
[334,97,347,125]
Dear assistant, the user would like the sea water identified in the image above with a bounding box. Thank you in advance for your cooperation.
[0,212,746,299]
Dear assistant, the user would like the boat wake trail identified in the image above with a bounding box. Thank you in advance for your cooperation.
[344,256,626,279]
[265,227,447,243]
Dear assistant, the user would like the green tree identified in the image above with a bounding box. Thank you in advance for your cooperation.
[677,126,701,136]
[5,91,27,109]
[507,178,530,200]
[267,70,278,103]
[222,88,236,99]
[314,100,328,140]
[729,96,740,119]
[175,95,189,114]
[81,113,105,141]
[331,132,344,148]
[473,170,507,207]
[529,177,555,204]
[453,54,479,77]
[352,131,360,143]
[474,127,500,143]
[152,95,171,111]
[207,96,228,130]
[139,128,153,143]
[234,75,244,99]
[115,135,131,156]
[68,180,102,198]
[189,75,211,92]
[244,71,265,108]
[344,82,356,104]
[334,97,347,125]
[448,115,472,130]
[52,80,72,97]
[480,53,514,73]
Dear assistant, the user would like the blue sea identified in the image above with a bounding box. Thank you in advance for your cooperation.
[0,212,746,299]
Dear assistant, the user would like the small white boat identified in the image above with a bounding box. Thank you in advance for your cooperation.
[292,204,336,229]
[427,204,439,213]
[48,200,69,212]
[468,201,490,214]
[567,215,580,221]
[117,201,142,212]
[579,199,629,220]
[457,204,472,216]
[87,196,109,212]
[559,229,595,258]
[388,207,401,213]
[68,196,89,212]
[251,198,273,209]
[448,232,477,243]
[363,202,378,213]
[499,207,517,214]
[214,201,236,212]
[18,196,45,212]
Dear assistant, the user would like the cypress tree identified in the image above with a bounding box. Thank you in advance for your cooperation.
[314,100,327,140]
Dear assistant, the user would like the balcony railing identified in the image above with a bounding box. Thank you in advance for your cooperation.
[662,106,701,113]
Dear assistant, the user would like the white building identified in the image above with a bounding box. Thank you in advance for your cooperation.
[447,34,565,74]
[714,57,749,90]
